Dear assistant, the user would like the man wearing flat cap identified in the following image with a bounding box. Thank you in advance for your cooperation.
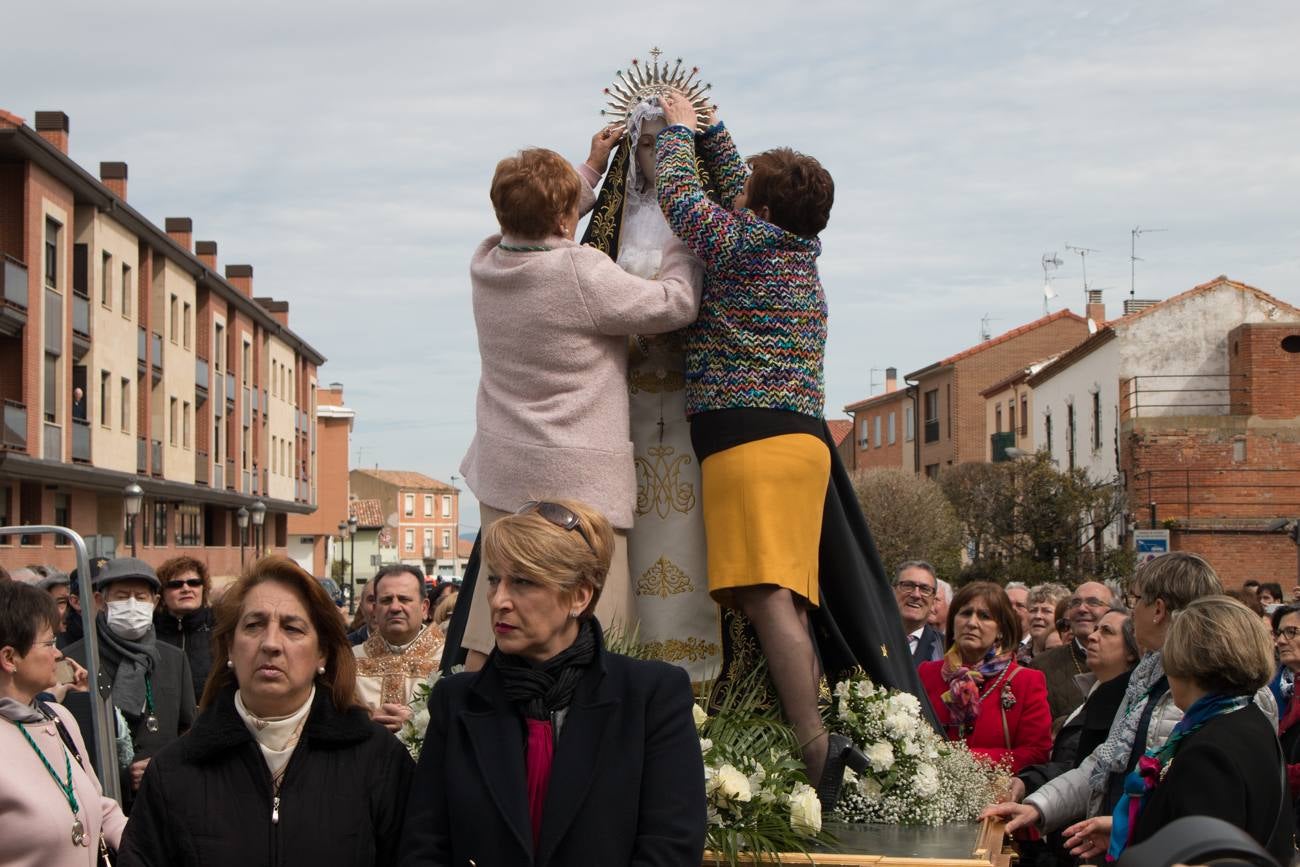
[62,557,196,808]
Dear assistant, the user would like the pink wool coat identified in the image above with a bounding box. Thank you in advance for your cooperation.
[460,169,701,528]
[0,702,127,867]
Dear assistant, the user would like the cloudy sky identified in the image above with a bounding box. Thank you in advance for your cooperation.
[6,1,1298,531]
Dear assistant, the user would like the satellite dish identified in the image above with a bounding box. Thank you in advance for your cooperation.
[1087,318,1098,335]
[386,512,399,528]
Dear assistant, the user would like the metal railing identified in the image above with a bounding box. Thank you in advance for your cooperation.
[213,461,224,490]
[43,422,61,459]
[196,357,210,392]
[195,449,209,485]
[1120,373,1248,421]
[71,417,90,462]
[1,255,28,308]
[72,291,90,337]
[151,332,163,369]
[1133,467,1300,523]
[137,436,147,473]
[2,400,26,449]
[990,431,1015,463]
[244,468,252,495]
[225,372,235,404]
[137,327,146,363]
[150,438,162,476]
[225,458,235,490]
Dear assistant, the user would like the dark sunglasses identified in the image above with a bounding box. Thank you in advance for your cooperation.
[517,501,596,554]
[165,578,204,590]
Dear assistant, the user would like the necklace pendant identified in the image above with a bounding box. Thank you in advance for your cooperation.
[144,714,160,733]
[72,818,86,847]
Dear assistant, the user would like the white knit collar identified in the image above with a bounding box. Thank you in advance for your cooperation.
[235,687,314,753]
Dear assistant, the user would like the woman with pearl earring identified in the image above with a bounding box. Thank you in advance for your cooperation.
[117,558,414,867]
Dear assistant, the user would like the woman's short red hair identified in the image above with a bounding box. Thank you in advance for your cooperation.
[490,148,583,239]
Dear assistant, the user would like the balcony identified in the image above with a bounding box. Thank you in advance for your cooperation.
[137,436,147,474]
[150,332,163,385]
[990,431,1016,463]
[2,400,26,450]
[243,468,252,495]
[43,422,61,460]
[225,373,235,409]
[71,291,90,359]
[195,449,209,486]
[71,418,90,463]
[150,438,162,477]
[195,357,210,402]
[251,387,259,414]
[137,327,147,374]
[213,367,224,411]
[225,458,235,490]
[0,256,28,337]
[1120,373,1248,422]
[243,387,251,425]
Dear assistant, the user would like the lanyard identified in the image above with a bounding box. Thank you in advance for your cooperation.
[15,721,81,818]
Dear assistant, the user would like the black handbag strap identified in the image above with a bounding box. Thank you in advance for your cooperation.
[38,700,88,769]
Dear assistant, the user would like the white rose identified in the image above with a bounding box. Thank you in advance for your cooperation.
[692,703,708,730]
[902,737,921,757]
[715,763,752,803]
[888,692,921,716]
[854,679,876,700]
[834,680,851,701]
[410,708,430,735]
[865,741,895,773]
[699,737,713,754]
[788,783,822,835]
[856,775,883,804]
[913,763,940,797]
[884,712,912,739]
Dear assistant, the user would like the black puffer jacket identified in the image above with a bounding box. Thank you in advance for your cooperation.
[118,685,414,867]
[154,606,215,699]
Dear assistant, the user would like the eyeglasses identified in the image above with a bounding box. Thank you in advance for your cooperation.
[894,580,936,598]
[165,578,204,590]
[1277,627,1300,641]
[1068,596,1109,610]
[33,639,58,649]
[517,501,596,554]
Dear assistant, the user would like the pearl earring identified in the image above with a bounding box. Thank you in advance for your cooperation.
[569,611,579,619]
[226,659,234,669]
[317,666,326,675]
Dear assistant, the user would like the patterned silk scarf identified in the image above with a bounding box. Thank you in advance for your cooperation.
[939,645,1014,730]
[1107,692,1250,860]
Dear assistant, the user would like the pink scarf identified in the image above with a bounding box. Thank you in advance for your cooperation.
[939,645,1014,730]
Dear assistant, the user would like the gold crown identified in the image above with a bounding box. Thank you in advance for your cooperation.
[600,46,712,126]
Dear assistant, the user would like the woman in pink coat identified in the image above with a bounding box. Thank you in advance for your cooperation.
[918,581,1053,772]
[458,126,702,668]
[0,581,126,867]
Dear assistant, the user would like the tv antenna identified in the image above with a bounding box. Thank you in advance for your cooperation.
[979,314,1001,341]
[1041,252,1063,313]
[869,367,884,394]
[1130,226,1167,299]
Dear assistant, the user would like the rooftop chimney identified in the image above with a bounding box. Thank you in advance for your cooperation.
[225,264,253,297]
[195,241,217,270]
[99,162,128,200]
[34,111,69,154]
[164,217,193,252]
[254,296,289,327]
[885,366,898,393]
[1085,289,1106,327]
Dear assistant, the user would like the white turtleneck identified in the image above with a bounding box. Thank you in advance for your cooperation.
[234,687,314,781]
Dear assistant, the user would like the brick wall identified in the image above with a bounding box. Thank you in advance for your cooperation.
[847,389,912,471]
[1228,322,1300,419]
[1169,529,1298,590]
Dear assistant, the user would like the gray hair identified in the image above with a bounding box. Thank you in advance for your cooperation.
[895,560,937,585]
[935,578,953,604]
[1005,581,1029,593]
[1028,582,1070,607]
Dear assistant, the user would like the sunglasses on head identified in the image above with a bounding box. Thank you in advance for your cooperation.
[165,578,204,590]
[516,501,596,554]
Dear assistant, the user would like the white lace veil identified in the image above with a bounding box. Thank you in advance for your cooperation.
[617,100,678,279]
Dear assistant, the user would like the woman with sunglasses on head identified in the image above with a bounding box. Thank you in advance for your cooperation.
[153,556,214,699]
[399,499,706,867]
[1269,602,1300,829]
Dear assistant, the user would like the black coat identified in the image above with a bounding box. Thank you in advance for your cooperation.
[1131,703,1294,866]
[118,685,414,867]
[399,643,706,867]
[1018,668,1131,796]
[154,606,215,699]
[911,623,944,666]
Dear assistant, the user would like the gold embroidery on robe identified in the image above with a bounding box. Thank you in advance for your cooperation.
[635,446,696,518]
[356,626,445,707]
[636,556,694,598]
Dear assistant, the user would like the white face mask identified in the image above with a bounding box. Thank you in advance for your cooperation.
[106,598,154,640]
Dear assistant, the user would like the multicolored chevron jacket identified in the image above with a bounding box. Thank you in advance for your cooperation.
[655,123,826,419]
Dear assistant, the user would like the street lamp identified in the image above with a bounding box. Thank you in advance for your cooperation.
[236,506,250,568]
[337,520,348,586]
[123,482,144,557]
[250,499,267,558]
[347,515,358,615]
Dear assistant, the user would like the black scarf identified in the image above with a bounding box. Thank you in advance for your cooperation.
[496,619,597,721]
[96,612,161,719]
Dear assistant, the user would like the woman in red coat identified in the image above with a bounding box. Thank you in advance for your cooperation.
[918,581,1051,772]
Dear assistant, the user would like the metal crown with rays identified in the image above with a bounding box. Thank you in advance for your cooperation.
[600,46,712,127]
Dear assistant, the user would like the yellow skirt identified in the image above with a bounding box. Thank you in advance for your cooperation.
[700,432,830,608]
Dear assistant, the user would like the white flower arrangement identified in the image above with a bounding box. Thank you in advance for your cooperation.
[829,672,1009,825]
[398,666,463,761]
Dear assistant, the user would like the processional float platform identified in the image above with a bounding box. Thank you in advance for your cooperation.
[705,817,1011,867]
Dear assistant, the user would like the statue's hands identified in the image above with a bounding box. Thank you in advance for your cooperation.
[585,123,625,175]
[659,89,699,132]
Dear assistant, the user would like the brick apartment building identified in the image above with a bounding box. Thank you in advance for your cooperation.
[286,382,354,575]
[887,310,1090,478]
[0,109,325,576]
[348,469,461,579]
[843,368,916,472]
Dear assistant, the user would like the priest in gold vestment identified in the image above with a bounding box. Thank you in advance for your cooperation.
[353,564,444,732]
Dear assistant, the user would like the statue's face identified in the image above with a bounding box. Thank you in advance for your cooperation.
[635,116,668,190]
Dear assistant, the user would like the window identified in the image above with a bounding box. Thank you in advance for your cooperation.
[182,401,191,449]
[442,495,452,518]
[169,295,178,343]
[170,397,178,445]
[1020,396,1028,435]
[54,494,71,543]
[150,500,167,547]
[905,405,915,442]
[923,389,939,443]
[1008,401,1016,437]
[404,493,414,517]
[44,218,60,288]
[404,529,415,551]
[995,405,1002,434]
[1091,391,1102,451]
[214,323,224,372]
[442,529,451,550]
[924,463,939,480]
[423,529,433,555]
[44,353,58,424]
[424,494,434,517]
[887,412,896,445]
[120,378,130,431]
[183,302,191,349]
[859,418,869,448]
[99,370,111,427]
[1045,412,1053,457]
[177,504,201,546]
[242,341,251,384]
[1066,403,1076,470]
[101,252,112,307]
[873,415,882,448]
[946,384,952,440]
[121,264,132,317]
